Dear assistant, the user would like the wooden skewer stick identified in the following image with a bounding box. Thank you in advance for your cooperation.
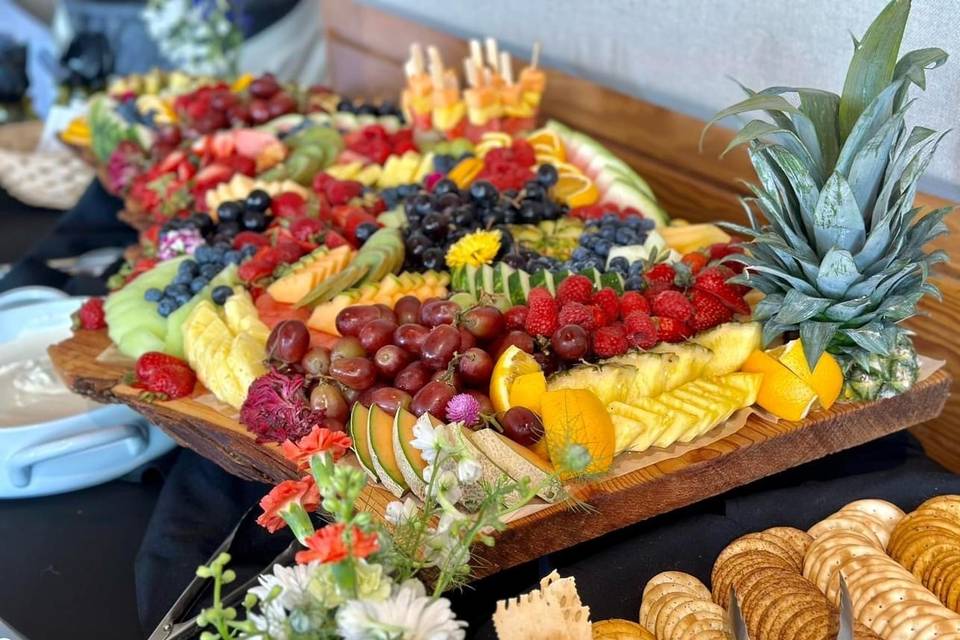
[463,58,478,88]
[469,39,484,69]
[500,51,513,85]
[485,37,499,73]
[427,45,444,91]
[530,41,541,70]
[409,43,425,75]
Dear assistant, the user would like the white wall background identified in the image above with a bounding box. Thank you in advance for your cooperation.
[367,0,960,200]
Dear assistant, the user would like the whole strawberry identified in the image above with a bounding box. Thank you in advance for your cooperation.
[645,263,677,294]
[619,291,650,318]
[693,266,750,315]
[556,274,594,306]
[135,352,197,399]
[504,305,528,331]
[592,325,629,358]
[651,290,695,323]
[73,297,107,330]
[654,316,691,343]
[690,290,734,332]
[592,288,620,324]
[524,288,559,337]
[680,251,708,275]
[623,311,657,349]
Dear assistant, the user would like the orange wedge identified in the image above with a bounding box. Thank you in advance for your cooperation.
[552,173,600,208]
[490,345,543,414]
[741,349,818,421]
[527,129,566,162]
[447,157,483,188]
[773,339,844,409]
[540,388,615,479]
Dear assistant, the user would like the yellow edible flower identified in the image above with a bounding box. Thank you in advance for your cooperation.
[445,229,502,269]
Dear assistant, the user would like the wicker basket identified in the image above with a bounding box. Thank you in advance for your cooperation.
[0,121,94,210]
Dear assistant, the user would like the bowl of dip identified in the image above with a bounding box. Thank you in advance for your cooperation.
[0,287,176,498]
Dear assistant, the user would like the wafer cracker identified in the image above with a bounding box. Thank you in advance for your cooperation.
[639,583,706,629]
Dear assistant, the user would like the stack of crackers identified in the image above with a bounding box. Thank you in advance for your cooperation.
[711,526,880,639]
[638,571,730,640]
[887,495,960,614]
[804,498,960,638]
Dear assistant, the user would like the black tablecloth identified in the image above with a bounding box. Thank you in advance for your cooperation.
[1,182,958,640]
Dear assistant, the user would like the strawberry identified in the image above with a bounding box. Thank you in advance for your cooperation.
[193,163,232,191]
[707,242,743,262]
[524,288,559,337]
[233,231,271,250]
[651,290,695,323]
[72,298,106,330]
[556,274,594,306]
[645,263,678,294]
[690,290,734,332]
[325,180,364,206]
[654,316,691,343]
[623,311,657,349]
[504,305,528,331]
[619,291,650,317]
[289,217,325,243]
[134,352,196,399]
[324,231,349,249]
[558,302,597,331]
[680,251,708,275]
[693,266,751,315]
[592,325,629,358]
[592,288,620,323]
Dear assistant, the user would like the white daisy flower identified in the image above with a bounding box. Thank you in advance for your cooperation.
[336,579,466,640]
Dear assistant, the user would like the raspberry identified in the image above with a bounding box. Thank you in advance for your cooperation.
[592,288,620,323]
[558,302,597,331]
[619,291,650,317]
[524,288,559,337]
[592,325,629,358]
[73,297,106,330]
[655,316,691,343]
[623,311,657,349]
[324,231,349,249]
[556,274,594,306]
[271,191,307,218]
[651,290,695,323]
[504,305,528,331]
[590,305,608,328]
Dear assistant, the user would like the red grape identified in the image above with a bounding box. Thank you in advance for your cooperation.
[249,98,271,124]
[457,348,494,386]
[458,327,477,351]
[493,330,535,359]
[249,74,280,99]
[330,357,377,390]
[336,305,381,337]
[301,347,331,376]
[410,381,456,418]
[266,320,310,364]
[340,386,361,405]
[331,336,366,360]
[500,406,544,446]
[310,382,349,422]
[461,305,505,340]
[394,361,432,395]
[431,368,461,389]
[373,344,410,379]
[419,300,459,327]
[421,324,460,369]
[359,318,397,353]
[369,387,412,414]
[321,418,346,433]
[393,295,422,324]
[533,351,559,376]
[374,304,398,324]
[268,92,296,118]
[465,389,494,415]
[358,384,386,407]
[393,323,429,356]
[551,324,590,361]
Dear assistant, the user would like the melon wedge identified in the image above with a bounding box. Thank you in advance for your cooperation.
[367,404,408,497]
[438,423,520,511]
[466,429,562,502]
[267,245,354,303]
[348,403,377,481]
[392,409,439,499]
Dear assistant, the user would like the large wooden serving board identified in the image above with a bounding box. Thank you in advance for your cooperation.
[50,329,951,578]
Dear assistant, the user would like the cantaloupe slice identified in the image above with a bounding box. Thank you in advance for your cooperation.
[348,403,376,480]
[367,404,408,497]
[392,409,440,499]
[267,246,354,303]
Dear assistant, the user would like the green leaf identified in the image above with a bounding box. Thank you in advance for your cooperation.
[843,321,893,356]
[847,113,901,213]
[817,247,862,298]
[838,0,910,140]
[753,294,785,321]
[798,89,841,172]
[765,146,821,234]
[774,289,832,325]
[749,265,822,297]
[872,126,938,223]
[824,297,874,322]
[762,320,795,348]
[892,47,949,110]
[812,174,867,255]
[702,92,800,149]
[853,210,892,271]
[721,120,794,157]
[836,80,903,176]
[801,321,841,369]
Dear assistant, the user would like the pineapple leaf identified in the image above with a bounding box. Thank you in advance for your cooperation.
[765,146,820,235]
[762,320,795,348]
[904,207,952,254]
[920,281,943,302]
[836,80,903,176]
[749,264,821,296]
[722,120,817,178]
[892,47,949,110]
[801,321,840,368]
[798,89,841,173]
[824,297,874,322]
[774,289,832,325]
[847,271,886,298]
[813,174,866,255]
[701,93,800,150]
[817,247,862,298]
[878,291,923,321]
[843,322,893,357]
[753,294,785,321]
[847,111,902,213]
[838,0,909,140]
[853,211,893,271]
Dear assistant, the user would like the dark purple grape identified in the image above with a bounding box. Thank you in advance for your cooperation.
[266,320,310,364]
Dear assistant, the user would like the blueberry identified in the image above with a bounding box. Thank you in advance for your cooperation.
[435,192,462,211]
[432,154,455,174]
[211,285,233,305]
[519,201,544,224]
[588,255,607,269]
[223,250,242,265]
[432,178,458,196]
[594,240,612,257]
[572,247,592,261]
[336,98,356,113]
[421,247,446,271]
[452,206,475,227]
[397,184,419,198]
[625,216,643,229]
[355,222,379,244]
[625,275,645,291]
[609,257,630,274]
[616,228,638,245]
[356,103,377,116]
[178,259,198,276]
[536,163,558,187]
[200,263,222,279]
[381,188,399,209]
[629,261,645,276]
[217,220,241,238]
[144,288,163,302]
[602,213,619,225]
[172,271,192,285]
[541,202,562,221]
[157,298,176,317]
[174,291,192,305]
[422,212,448,239]
[241,210,267,232]
[217,201,243,223]
[194,245,215,263]
[639,218,656,231]
[469,180,498,204]
[523,181,546,202]
[600,226,617,242]
[188,277,207,293]
[245,189,271,213]
[192,213,214,234]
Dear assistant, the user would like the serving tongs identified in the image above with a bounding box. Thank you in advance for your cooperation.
[148,506,299,640]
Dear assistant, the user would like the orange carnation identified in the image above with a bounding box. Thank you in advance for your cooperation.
[256,475,320,533]
[281,426,353,470]
[295,522,380,565]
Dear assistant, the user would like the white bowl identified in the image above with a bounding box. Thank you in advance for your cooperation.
[0,287,176,498]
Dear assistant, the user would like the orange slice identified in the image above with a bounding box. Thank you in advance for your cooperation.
[509,371,548,413]
[526,129,565,161]
[552,173,600,208]
[540,388,615,479]
[490,345,543,414]
[741,350,818,421]
[773,339,844,409]
[447,156,483,188]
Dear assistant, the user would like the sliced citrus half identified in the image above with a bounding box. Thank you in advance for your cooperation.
[526,129,565,159]
[490,345,543,414]
[741,349,818,421]
[772,339,843,409]
[552,173,600,208]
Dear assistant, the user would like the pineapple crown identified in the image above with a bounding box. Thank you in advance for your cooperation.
[704,0,951,370]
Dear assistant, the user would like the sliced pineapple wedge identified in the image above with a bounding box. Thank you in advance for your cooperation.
[608,401,666,453]
[716,372,763,406]
[650,343,713,392]
[601,351,673,398]
[692,322,762,377]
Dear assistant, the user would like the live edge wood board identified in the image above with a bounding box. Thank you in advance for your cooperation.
[49,329,951,578]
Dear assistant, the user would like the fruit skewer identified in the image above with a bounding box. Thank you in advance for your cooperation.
[401,43,434,131]
[426,46,466,135]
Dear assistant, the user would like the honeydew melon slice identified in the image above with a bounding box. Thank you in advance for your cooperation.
[438,423,519,511]
[164,265,238,358]
[116,329,166,359]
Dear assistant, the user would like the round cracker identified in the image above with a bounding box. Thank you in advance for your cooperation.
[741,572,795,634]
[836,510,893,547]
[872,599,943,636]
[712,550,785,605]
[926,552,960,597]
[859,585,943,633]
[751,531,804,570]
[853,577,941,619]
[814,544,885,596]
[913,618,960,640]
[798,610,838,640]
[782,606,830,640]
[886,602,960,631]
[661,597,720,640]
[810,514,885,549]
[765,526,813,558]
[945,564,960,611]
[640,583,704,629]
[935,561,960,604]
[675,612,725,640]
[759,586,820,640]
[899,531,960,570]
[715,535,794,575]
[804,531,880,579]
[643,571,709,599]
[654,594,698,640]
[830,557,911,604]
[765,598,823,640]
[918,495,960,519]
[906,542,960,582]
[891,518,960,556]
[843,499,906,526]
